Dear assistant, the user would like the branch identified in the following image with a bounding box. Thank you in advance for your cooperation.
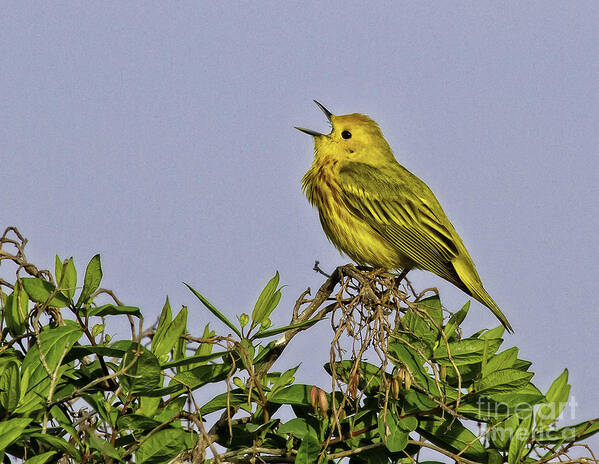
[255,266,343,379]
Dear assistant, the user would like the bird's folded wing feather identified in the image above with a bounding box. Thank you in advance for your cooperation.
[338,162,461,283]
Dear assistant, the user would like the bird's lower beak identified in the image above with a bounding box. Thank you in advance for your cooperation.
[295,126,324,137]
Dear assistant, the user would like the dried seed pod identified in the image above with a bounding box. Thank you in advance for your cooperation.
[404,371,412,390]
[391,375,401,400]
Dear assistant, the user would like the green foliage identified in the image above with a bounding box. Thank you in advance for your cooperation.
[0,230,597,463]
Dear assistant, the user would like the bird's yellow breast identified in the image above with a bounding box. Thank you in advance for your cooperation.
[302,159,407,269]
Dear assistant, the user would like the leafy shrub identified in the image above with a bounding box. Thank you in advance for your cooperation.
[0,227,597,463]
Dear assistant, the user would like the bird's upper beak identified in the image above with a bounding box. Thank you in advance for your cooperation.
[295,100,333,137]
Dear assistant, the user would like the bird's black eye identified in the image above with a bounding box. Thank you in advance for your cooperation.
[341,130,352,139]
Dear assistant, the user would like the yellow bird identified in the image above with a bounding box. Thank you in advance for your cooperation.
[297,101,513,333]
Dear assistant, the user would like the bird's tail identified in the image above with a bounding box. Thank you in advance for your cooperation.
[453,259,514,333]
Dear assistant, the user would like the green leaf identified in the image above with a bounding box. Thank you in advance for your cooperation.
[269,365,299,394]
[417,295,444,327]
[50,405,78,444]
[401,389,438,414]
[488,451,504,464]
[82,392,113,425]
[480,325,505,340]
[5,279,29,336]
[152,298,172,354]
[0,417,32,451]
[88,304,141,318]
[18,365,31,407]
[55,254,63,284]
[253,340,276,364]
[251,271,281,330]
[0,348,21,372]
[135,428,188,464]
[149,363,230,397]
[20,322,83,399]
[137,395,161,418]
[183,324,216,370]
[0,361,20,412]
[398,416,418,431]
[508,412,533,464]
[152,306,187,358]
[245,419,279,435]
[55,255,77,300]
[160,350,230,369]
[458,396,511,422]
[65,345,127,363]
[444,361,481,387]
[235,338,255,371]
[490,382,545,411]
[295,434,321,464]
[184,282,241,338]
[114,435,136,448]
[200,390,251,415]
[512,359,532,371]
[474,369,534,396]
[251,318,324,339]
[386,429,408,452]
[443,301,470,339]
[88,435,123,461]
[535,368,570,429]
[490,414,520,450]
[388,342,441,395]
[433,337,502,366]
[21,277,70,308]
[269,384,314,405]
[402,295,443,346]
[482,347,518,377]
[378,410,409,452]
[418,417,487,461]
[76,254,102,306]
[28,433,82,461]
[534,418,599,443]
[174,308,188,372]
[24,451,57,464]
[3,292,17,334]
[117,414,162,431]
[278,418,318,439]
[352,445,390,463]
[119,342,161,394]
[347,409,378,443]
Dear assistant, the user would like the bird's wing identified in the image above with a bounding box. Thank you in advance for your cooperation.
[338,162,463,284]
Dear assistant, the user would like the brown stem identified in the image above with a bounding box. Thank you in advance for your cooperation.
[255,266,343,380]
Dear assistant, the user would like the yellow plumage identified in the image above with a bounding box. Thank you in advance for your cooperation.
[297,102,513,332]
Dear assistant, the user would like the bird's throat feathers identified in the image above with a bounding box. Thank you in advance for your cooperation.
[301,156,340,207]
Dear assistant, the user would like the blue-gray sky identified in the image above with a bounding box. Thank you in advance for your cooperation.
[2,1,597,449]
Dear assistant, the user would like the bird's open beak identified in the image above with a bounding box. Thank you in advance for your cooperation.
[295,100,333,137]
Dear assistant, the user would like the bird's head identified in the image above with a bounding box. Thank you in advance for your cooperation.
[296,101,395,165]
